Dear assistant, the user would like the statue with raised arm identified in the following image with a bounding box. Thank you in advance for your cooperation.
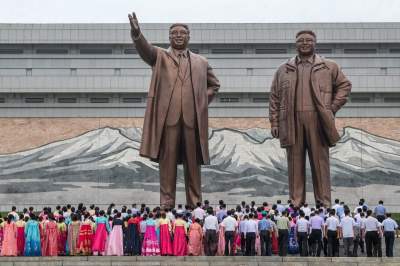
[128,13,220,208]
[269,30,351,207]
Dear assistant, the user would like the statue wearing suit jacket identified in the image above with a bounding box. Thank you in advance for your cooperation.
[269,30,351,207]
[128,13,220,208]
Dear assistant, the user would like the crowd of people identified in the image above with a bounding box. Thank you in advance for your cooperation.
[0,198,398,257]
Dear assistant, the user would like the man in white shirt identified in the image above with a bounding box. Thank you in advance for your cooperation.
[339,209,356,257]
[239,215,248,255]
[203,207,219,256]
[325,209,340,257]
[300,203,311,218]
[382,213,398,257]
[309,210,324,256]
[192,202,206,221]
[296,210,310,256]
[244,213,258,256]
[364,209,380,257]
[222,210,238,256]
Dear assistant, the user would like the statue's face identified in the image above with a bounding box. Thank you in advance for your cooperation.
[169,25,190,50]
[295,33,316,56]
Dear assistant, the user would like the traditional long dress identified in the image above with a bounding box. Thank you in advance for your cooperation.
[92,216,111,255]
[172,219,187,256]
[141,219,160,256]
[67,221,81,256]
[16,220,25,256]
[0,222,3,254]
[24,220,41,256]
[217,224,225,256]
[187,222,203,256]
[39,220,46,254]
[77,219,94,255]
[1,222,18,256]
[125,217,140,255]
[43,220,58,256]
[106,218,124,256]
[57,222,67,255]
[159,218,172,255]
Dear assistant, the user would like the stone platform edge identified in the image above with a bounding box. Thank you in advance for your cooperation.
[0,256,398,266]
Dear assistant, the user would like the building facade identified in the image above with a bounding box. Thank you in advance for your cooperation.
[0,23,399,209]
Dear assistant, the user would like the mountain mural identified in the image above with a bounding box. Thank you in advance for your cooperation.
[0,126,399,200]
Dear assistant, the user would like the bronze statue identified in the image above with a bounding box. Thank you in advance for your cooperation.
[269,30,351,207]
[128,13,220,208]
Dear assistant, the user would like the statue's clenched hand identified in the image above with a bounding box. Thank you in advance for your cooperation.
[128,12,141,38]
[271,127,279,138]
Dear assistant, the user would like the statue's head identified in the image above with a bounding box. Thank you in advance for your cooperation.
[295,30,316,56]
[169,23,190,50]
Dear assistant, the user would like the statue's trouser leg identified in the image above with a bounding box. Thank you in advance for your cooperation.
[304,112,330,207]
[182,123,201,208]
[287,111,331,207]
[159,122,181,208]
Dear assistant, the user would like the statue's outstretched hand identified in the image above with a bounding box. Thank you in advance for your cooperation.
[128,12,141,38]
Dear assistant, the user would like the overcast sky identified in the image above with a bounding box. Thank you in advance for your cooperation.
[1,0,399,23]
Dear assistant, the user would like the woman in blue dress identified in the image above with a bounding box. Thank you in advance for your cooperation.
[24,214,41,256]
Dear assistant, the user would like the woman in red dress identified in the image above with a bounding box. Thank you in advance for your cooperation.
[172,213,188,256]
[57,216,67,256]
[16,214,26,256]
[158,212,173,256]
[77,213,94,255]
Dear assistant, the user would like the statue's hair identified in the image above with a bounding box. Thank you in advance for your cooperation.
[296,30,316,40]
[169,23,190,34]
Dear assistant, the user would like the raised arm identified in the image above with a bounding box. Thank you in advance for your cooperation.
[128,12,158,66]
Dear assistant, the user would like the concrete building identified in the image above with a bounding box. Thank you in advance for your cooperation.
[0,22,399,118]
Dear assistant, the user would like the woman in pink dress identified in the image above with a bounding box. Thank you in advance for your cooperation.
[158,213,172,256]
[172,214,187,256]
[187,218,203,256]
[106,212,124,256]
[16,214,26,256]
[42,214,58,256]
[141,213,160,256]
[0,217,3,254]
[92,210,111,256]
[1,215,18,256]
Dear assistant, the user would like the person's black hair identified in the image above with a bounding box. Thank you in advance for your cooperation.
[334,199,340,204]
[7,214,14,224]
[148,213,154,219]
[386,213,392,218]
[379,200,384,204]
[344,209,350,215]
[207,207,213,215]
[366,209,372,217]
